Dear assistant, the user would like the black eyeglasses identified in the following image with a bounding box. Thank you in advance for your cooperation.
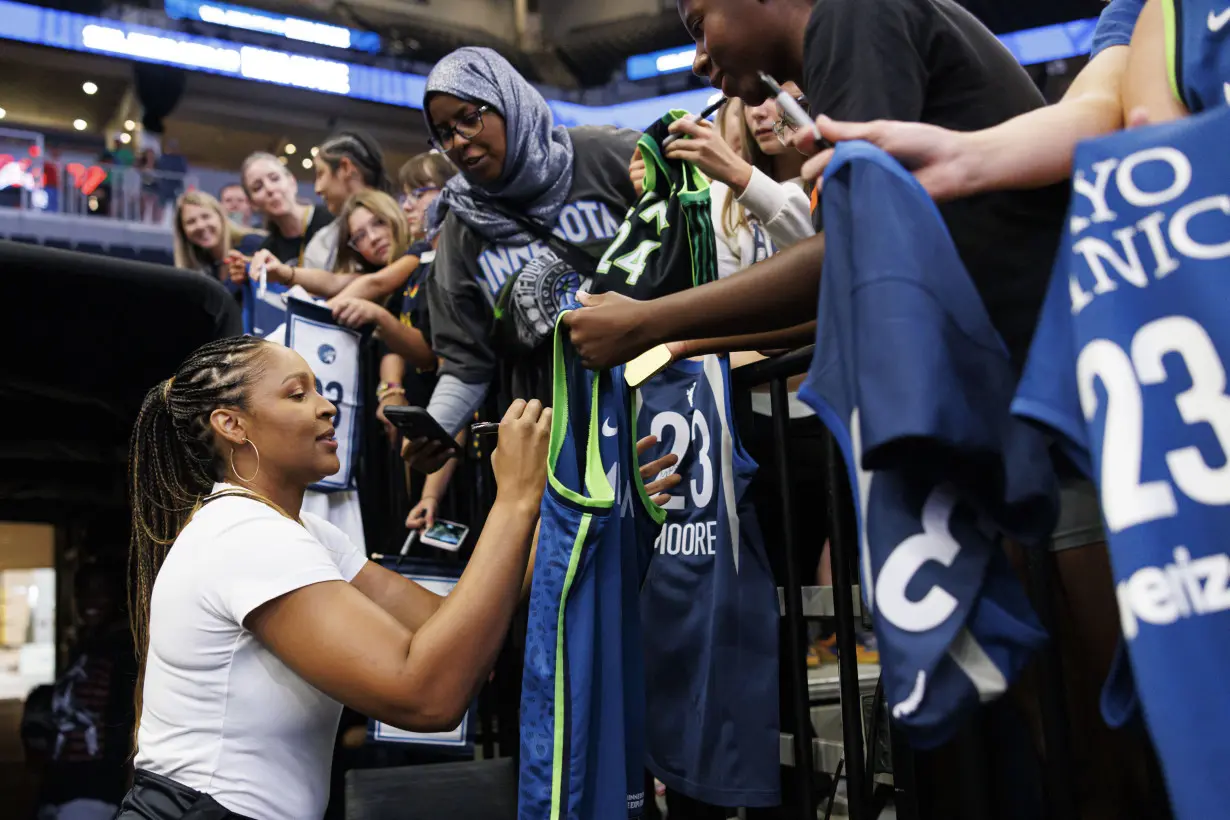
[400,186,440,207]
[429,105,491,151]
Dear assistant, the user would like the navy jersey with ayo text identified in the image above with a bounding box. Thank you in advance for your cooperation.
[1164,0,1230,111]
[637,356,780,807]
[1012,107,1230,820]
[800,142,1052,747]
[519,313,665,820]
[591,111,719,300]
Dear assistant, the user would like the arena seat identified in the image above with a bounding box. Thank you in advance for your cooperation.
[75,241,107,256]
[344,758,517,820]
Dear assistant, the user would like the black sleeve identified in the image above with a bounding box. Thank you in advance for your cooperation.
[426,218,497,384]
[571,126,642,212]
[802,0,930,123]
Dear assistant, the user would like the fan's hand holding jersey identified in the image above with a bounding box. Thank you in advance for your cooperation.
[1012,107,1230,820]
[800,142,1052,747]
[636,356,780,806]
[519,314,665,820]
[1165,0,1230,111]
[591,111,719,300]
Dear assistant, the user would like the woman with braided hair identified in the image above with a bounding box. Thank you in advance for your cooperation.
[115,335,551,820]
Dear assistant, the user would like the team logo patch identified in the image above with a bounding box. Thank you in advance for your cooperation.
[508,254,589,350]
[317,344,337,364]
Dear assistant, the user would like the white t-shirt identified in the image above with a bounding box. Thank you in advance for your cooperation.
[135,484,368,820]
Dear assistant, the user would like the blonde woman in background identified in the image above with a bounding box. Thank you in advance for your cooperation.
[172,191,265,284]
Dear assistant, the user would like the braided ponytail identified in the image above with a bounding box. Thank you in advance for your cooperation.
[126,335,268,753]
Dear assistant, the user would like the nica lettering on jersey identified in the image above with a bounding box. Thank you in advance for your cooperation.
[1164,0,1230,112]
[590,110,719,300]
[799,142,1053,748]
[636,356,781,807]
[284,297,368,493]
[1012,106,1230,820]
[476,201,622,298]
[518,313,665,820]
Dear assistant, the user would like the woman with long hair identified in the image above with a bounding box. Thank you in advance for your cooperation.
[172,191,264,283]
[406,47,642,473]
[115,336,549,819]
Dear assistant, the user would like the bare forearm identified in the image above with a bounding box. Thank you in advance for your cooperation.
[680,322,816,357]
[1124,0,1189,124]
[643,234,825,345]
[290,267,361,298]
[404,496,537,716]
[380,353,405,385]
[377,313,436,370]
[336,256,419,303]
[961,47,1129,194]
[421,435,463,501]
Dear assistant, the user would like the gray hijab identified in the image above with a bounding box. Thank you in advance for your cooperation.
[424,47,575,246]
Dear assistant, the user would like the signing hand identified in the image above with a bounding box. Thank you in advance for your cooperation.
[332,297,388,330]
[562,291,654,370]
[491,399,552,512]
[636,435,682,505]
[663,117,753,194]
[248,248,294,286]
[796,115,973,203]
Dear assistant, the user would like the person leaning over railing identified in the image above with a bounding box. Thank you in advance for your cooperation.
[172,191,265,287]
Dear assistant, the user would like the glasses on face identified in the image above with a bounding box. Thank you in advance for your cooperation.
[772,95,810,145]
[348,217,387,251]
[400,186,441,207]
[429,105,491,152]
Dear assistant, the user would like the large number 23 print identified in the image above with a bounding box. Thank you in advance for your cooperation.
[1078,315,1230,534]
[649,410,713,510]
[316,378,345,430]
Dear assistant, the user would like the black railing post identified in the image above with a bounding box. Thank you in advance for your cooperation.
[824,433,868,820]
[769,376,816,819]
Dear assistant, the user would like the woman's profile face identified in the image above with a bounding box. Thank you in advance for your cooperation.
[428,93,507,185]
[744,93,785,157]
[221,344,340,486]
[404,186,442,239]
[347,205,393,266]
[180,203,224,252]
[314,157,356,215]
[244,158,298,218]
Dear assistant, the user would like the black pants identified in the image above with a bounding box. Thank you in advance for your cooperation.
[115,770,255,820]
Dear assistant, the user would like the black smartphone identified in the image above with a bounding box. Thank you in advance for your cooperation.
[382,406,464,452]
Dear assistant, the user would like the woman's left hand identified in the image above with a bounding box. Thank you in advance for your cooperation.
[332,297,387,330]
[636,435,682,505]
[664,116,753,195]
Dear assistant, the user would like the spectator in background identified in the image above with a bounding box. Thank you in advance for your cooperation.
[398,151,452,239]
[32,563,137,820]
[172,191,264,286]
[327,190,435,371]
[302,131,394,273]
[218,183,254,227]
[407,46,640,475]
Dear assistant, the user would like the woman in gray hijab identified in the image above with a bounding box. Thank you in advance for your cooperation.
[408,47,641,470]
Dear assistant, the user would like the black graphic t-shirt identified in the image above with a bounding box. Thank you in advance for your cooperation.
[39,623,139,807]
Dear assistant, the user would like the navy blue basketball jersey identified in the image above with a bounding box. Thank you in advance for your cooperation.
[519,313,665,820]
[1013,107,1230,820]
[636,356,780,807]
[799,142,1052,747]
[591,111,719,301]
[1165,0,1230,112]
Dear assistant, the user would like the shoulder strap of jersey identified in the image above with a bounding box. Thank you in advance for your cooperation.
[547,311,614,508]
[1163,0,1186,108]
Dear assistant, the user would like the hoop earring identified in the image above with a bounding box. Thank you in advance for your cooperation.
[230,439,260,483]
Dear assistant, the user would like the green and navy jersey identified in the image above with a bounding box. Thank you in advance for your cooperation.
[590,110,719,301]
[1165,0,1230,111]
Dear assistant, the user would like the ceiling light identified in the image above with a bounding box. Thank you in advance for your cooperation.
[0,108,6,119]
[284,143,296,155]
[301,158,312,169]
[124,119,135,131]
[82,81,98,95]
[119,132,131,145]
[73,119,88,131]
[310,146,318,157]
[279,156,287,165]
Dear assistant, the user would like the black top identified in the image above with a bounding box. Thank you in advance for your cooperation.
[259,205,335,265]
[803,0,1069,369]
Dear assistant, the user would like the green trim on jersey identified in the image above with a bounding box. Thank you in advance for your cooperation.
[1163,0,1184,107]
[547,311,614,507]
